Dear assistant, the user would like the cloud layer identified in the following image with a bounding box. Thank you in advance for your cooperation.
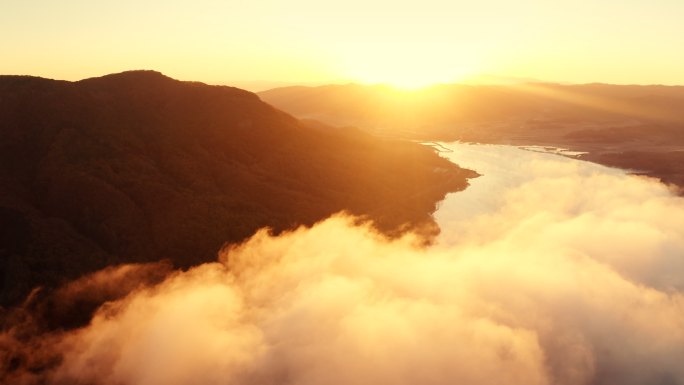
[4,144,684,385]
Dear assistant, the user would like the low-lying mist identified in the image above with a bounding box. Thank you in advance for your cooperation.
[3,147,684,385]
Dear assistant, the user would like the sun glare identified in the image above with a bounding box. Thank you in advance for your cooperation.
[339,44,479,90]
[350,66,475,90]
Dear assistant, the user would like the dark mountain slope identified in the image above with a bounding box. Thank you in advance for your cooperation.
[0,71,475,306]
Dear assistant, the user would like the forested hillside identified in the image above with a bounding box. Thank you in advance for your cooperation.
[0,71,476,307]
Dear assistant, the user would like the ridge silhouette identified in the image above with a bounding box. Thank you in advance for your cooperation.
[0,71,476,308]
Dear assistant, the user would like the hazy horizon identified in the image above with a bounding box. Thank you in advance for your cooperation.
[4,0,684,88]
[8,70,684,93]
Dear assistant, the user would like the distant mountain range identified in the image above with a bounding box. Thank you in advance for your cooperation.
[259,83,684,189]
[0,71,475,308]
[258,82,684,136]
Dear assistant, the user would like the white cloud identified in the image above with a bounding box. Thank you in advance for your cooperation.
[7,145,684,385]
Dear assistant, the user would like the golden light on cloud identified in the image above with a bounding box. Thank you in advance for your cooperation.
[7,152,684,385]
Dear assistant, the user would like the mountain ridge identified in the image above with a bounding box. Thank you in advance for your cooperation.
[0,70,476,308]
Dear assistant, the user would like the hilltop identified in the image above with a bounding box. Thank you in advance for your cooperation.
[0,71,476,307]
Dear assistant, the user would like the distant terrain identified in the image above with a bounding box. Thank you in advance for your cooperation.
[0,71,476,310]
[260,83,684,190]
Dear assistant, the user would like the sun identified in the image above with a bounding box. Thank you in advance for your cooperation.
[339,45,479,90]
[382,75,448,90]
[349,65,474,90]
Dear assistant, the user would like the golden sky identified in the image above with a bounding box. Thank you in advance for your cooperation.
[3,0,684,88]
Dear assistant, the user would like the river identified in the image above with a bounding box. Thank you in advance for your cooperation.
[434,142,627,225]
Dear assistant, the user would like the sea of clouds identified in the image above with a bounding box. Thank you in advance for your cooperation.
[3,144,684,385]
